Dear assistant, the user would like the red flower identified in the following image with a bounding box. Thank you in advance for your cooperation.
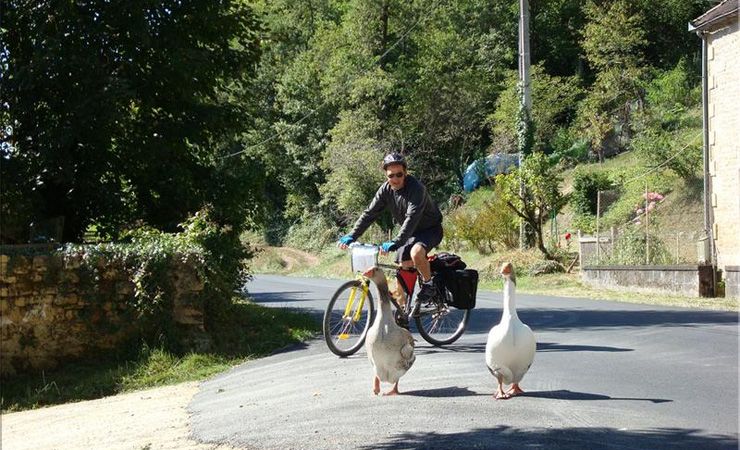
[565,233,572,240]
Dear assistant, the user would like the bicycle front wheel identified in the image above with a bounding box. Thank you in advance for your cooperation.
[323,280,375,357]
[414,297,470,346]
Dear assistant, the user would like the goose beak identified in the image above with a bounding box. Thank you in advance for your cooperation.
[362,267,376,278]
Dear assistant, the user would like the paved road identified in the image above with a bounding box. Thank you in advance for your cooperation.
[190,275,739,449]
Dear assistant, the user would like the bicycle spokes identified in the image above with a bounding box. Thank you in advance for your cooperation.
[414,299,470,347]
[323,280,374,356]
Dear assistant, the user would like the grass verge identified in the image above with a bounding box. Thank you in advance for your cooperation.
[1,298,320,413]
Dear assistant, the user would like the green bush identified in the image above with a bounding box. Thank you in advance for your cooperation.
[58,207,252,354]
[60,233,204,353]
[177,209,253,347]
[571,170,615,216]
[645,58,700,121]
[443,189,518,254]
[283,214,340,253]
[630,127,702,181]
[631,59,702,181]
[605,225,671,265]
[549,128,591,168]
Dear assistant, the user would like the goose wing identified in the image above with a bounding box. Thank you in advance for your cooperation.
[509,322,536,382]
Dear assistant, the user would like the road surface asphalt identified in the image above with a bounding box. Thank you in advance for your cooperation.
[190,275,739,450]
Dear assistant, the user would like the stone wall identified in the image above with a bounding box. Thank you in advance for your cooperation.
[581,265,716,298]
[708,21,740,270]
[724,266,740,300]
[0,247,207,375]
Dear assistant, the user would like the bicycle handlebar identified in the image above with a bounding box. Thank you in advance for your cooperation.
[348,242,379,249]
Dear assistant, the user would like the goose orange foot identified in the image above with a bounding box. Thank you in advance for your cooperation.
[506,384,525,397]
[373,375,381,395]
[494,386,511,400]
[384,382,400,396]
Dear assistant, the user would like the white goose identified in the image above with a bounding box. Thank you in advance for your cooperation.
[485,262,536,399]
[363,267,416,396]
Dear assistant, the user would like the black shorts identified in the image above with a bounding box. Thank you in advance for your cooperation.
[395,225,444,263]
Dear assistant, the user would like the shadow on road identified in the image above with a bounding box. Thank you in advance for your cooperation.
[537,342,633,352]
[358,426,738,450]
[523,389,671,403]
[401,386,486,398]
[247,291,313,303]
[415,341,631,355]
[464,307,739,334]
[414,343,486,355]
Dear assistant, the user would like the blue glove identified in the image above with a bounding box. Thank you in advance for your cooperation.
[338,235,355,247]
[380,241,397,253]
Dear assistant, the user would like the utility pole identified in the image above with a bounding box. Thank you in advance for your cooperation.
[518,0,532,249]
[519,0,532,115]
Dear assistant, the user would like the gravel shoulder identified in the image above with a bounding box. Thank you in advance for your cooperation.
[1,382,240,450]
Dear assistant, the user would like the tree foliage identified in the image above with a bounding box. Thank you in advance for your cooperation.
[496,152,569,259]
[1,0,262,242]
[576,0,649,162]
[489,66,583,154]
[1,0,710,263]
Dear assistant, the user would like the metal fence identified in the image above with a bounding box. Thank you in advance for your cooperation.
[578,184,708,267]
[579,228,707,267]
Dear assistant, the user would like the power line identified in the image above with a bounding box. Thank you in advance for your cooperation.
[620,132,702,186]
[221,0,449,160]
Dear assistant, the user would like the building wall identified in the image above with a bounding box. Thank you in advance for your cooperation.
[707,20,740,272]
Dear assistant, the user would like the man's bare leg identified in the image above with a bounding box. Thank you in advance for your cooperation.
[411,244,431,282]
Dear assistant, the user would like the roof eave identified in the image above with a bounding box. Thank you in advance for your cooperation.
[689,2,739,33]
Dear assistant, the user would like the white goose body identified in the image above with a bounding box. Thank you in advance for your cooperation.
[485,263,536,398]
[364,268,415,395]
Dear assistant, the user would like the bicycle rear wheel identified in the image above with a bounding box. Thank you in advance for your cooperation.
[413,289,470,346]
[323,280,375,357]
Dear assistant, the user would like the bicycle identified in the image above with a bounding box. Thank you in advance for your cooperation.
[323,243,471,357]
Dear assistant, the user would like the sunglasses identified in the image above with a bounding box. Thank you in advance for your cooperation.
[387,172,405,179]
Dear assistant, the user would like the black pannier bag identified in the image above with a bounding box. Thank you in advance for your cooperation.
[437,269,478,309]
[429,252,467,272]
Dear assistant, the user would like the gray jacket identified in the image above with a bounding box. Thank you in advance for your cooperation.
[349,175,442,245]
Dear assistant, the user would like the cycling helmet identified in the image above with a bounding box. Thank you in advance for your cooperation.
[382,152,407,170]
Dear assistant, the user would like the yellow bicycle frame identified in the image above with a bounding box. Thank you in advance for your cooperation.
[343,277,369,323]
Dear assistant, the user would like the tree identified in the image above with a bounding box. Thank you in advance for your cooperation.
[576,0,649,162]
[246,0,342,227]
[1,0,262,242]
[496,152,569,259]
[489,66,583,154]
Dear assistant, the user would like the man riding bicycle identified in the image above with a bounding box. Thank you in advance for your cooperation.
[337,152,443,304]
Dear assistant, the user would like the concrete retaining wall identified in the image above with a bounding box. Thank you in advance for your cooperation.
[582,265,716,297]
[724,266,740,300]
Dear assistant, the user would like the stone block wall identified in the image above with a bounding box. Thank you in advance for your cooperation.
[581,265,716,298]
[707,21,740,270]
[0,248,206,375]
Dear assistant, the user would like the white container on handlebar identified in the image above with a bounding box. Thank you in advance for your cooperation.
[350,244,379,273]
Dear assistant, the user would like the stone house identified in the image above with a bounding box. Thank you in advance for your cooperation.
[690,1,740,298]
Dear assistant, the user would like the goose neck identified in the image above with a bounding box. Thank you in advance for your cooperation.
[502,278,518,318]
[374,283,393,317]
